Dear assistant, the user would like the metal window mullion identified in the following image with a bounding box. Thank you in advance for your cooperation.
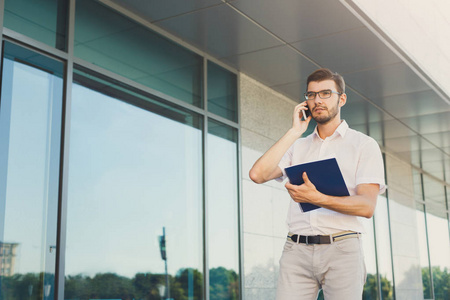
[418,139,435,300]
[236,72,244,300]
[441,157,450,244]
[0,44,14,257]
[446,185,450,246]
[206,111,239,129]
[380,116,395,300]
[0,0,6,249]
[2,28,69,61]
[380,109,396,300]
[73,57,241,129]
[55,0,68,51]
[370,104,382,300]
[382,152,397,300]
[0,0,4,57]
[385,191,397,300]
[203,57,210,300]
[371,215,382,300]
[54,0,75,299]
[420,172,435,300]
[72,57,211,120]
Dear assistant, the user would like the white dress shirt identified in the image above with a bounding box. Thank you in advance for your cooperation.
[277,120,386,235]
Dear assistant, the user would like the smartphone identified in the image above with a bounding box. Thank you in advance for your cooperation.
[302,107,311,119]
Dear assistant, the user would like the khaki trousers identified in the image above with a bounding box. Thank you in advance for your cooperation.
[276,236,366,300]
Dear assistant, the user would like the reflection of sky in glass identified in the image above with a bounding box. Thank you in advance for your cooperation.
[74,0,203,107]
[361,217,377,275]
[4,0,60,49]
[416,209,430,268]
[374,196,394,283]
[207,129,239,271]
[66,83,203,278]
[426,212,450,268]
[1,59,62,275]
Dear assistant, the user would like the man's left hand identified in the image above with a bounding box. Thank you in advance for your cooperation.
[285,172,322,204]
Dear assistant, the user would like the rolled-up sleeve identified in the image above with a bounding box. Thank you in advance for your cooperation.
[356,138,386,194]
[275,145,294,182]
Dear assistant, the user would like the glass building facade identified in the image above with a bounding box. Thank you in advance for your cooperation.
[0,1,448,300]
[0,1,239,299]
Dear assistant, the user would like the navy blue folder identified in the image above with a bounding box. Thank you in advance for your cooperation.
[284,158,349,212]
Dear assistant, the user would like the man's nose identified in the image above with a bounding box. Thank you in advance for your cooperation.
[314,94,323,104]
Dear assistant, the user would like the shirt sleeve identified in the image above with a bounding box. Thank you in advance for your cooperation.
[275,144,294,182]
[356,138,386,194]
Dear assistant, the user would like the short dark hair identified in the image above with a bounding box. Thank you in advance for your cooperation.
[307,68,345,94]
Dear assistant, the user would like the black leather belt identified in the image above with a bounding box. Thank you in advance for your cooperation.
[287,231,360,245]
[288,235,331,244]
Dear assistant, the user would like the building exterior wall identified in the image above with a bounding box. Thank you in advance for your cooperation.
[384,154,423,299]
[0,1,448,300]
[240,74,296,299]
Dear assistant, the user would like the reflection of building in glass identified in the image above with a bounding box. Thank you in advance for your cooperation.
[0,242,19,276]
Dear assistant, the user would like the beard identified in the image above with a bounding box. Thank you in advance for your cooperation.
[311,99,339,124]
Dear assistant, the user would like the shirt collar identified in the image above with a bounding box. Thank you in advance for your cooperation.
[313,120,349,140]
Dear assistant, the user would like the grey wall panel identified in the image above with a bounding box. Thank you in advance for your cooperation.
[155,4,283,58]
[223,45,317,88]
[291,27,402,74]
[110,0,223,22]
[229,0,363,43]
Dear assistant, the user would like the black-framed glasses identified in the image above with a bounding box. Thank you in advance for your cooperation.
[304,89,341,100]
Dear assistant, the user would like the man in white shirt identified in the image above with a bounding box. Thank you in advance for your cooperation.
[249,68,386,300]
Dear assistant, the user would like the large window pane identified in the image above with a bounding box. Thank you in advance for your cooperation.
[413,171,433,299]
[4,0,67,50]
[362,218,378,300]
[207,62,238,122]
[74,0,203,107]
[374,196,394,300]
[416,205,433,299]
[423,177,450,300]
[0,42,63,300]
[207,120,239,300]
[64,69,203,300]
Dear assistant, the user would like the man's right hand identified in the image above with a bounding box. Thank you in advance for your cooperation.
[249,102,312,184]
[292,102,312,136]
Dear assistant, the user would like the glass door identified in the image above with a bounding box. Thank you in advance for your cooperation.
[0,42,64,300]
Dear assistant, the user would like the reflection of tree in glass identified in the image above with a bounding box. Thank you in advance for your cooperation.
[209,267,239,300]
[0,267,240,300]
[363,274,393,300]
[64,271,197,300]
[422,266,449,300]
[315,273,393,300]
[0,272,54,300]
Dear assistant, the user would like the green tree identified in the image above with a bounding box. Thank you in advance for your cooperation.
[209,267,239,300]
[363,273,378,299]
[431,266,449,300]
[380,275,393,300]
[89,273,135,300]
[316,273,392,300]
[422,267,432,298]
[175,268,204,300]
[64,274,90,300]
[132,272,166,300]
[1,272,49,300]
[2,266,241,300]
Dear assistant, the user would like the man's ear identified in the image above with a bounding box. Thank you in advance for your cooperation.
[339,93,347,107]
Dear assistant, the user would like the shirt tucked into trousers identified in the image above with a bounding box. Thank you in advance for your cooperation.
[275,121,386,299]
